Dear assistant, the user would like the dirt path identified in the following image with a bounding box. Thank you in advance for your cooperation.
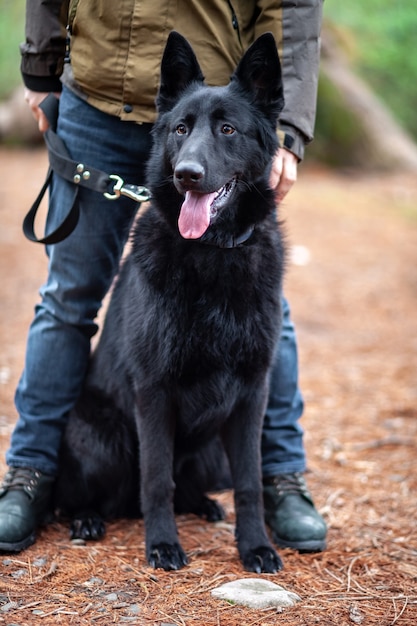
[0,147,416,625]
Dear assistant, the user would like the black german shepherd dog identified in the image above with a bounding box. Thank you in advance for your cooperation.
[54,31,286,574]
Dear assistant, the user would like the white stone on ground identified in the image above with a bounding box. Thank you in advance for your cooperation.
[211,578,301,609]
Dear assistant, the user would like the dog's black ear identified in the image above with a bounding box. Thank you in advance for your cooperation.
[157,31,205,113]
[232,33,284,119]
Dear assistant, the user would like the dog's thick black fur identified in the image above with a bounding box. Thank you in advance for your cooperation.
[54,32,286,573]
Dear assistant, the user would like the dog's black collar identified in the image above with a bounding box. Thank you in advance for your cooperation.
[199,224,255,248]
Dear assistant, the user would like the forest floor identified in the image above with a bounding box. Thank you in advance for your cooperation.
[0,147,416,625]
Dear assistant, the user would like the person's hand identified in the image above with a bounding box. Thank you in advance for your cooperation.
[24,88,60,133]
[269,147,298,203]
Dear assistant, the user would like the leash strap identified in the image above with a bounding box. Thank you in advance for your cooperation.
[23,94,151,244]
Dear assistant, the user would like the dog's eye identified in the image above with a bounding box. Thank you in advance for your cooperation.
[221,124,235,135]
[176,124,187,135]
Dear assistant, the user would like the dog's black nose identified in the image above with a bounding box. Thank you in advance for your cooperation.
[174,161,205,188]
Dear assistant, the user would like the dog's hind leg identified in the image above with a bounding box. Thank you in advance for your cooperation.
[55,390,139,540]
[174,439,230,521]
[55,441,108,542]
[69,512,106,541]
[222,390,283,574]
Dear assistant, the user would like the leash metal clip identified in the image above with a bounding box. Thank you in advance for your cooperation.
[104,174,152,202]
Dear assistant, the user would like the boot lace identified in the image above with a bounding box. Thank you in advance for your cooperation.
[264,472,312,499]
[1,467,42,496]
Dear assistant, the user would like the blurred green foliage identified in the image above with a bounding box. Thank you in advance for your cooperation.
[0,0,416,154]
[324,0,417,140]
[0,0,25,98]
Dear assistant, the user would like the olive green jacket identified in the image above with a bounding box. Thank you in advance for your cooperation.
[20,0,323,159]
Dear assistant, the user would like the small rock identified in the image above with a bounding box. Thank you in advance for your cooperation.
[349,603,364,624]
[71,538,86,546]
[0,601,18,613]
[120,564,134,572]
[104,593,118,602]
[83,577,104,587]
[211,578,301,609]
[0,367,11,385]
[290,244,311,266]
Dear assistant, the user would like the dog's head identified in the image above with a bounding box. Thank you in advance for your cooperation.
[150,31,284,241]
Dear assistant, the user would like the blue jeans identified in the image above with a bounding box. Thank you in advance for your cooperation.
[8,87,305,477]
[262,297,305,476]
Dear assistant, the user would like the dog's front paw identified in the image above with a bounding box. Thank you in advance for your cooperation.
[242,545,283,573]
[147,542,188,571]
[70,513,105,541]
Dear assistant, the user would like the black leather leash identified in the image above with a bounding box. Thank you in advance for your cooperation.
[23,94,151,244]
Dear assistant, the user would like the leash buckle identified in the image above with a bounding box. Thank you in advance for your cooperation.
[104,175,151,203]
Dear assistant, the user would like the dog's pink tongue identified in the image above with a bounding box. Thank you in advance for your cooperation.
[178,190,217,239]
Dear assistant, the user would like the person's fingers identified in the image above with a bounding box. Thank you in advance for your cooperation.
[269,149,284,190]
[275,151,297,203]
[24,88,50,132]
[36,110,50,133]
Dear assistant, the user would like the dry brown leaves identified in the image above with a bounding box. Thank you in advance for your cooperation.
[0,149,416,625]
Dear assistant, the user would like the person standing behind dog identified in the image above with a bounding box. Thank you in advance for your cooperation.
[0,0,326,555]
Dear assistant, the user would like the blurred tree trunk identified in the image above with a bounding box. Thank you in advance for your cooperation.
[319,27,417,171]
[0,87,41,144]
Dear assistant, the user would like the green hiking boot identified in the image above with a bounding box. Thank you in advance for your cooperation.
[263,472,327,552]
[0,467,54,552]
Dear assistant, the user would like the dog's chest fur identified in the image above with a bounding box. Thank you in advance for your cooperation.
[92,204,282,438]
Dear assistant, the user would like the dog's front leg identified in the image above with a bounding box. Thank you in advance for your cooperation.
[222,392,283,573]
[135,393,187,570]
